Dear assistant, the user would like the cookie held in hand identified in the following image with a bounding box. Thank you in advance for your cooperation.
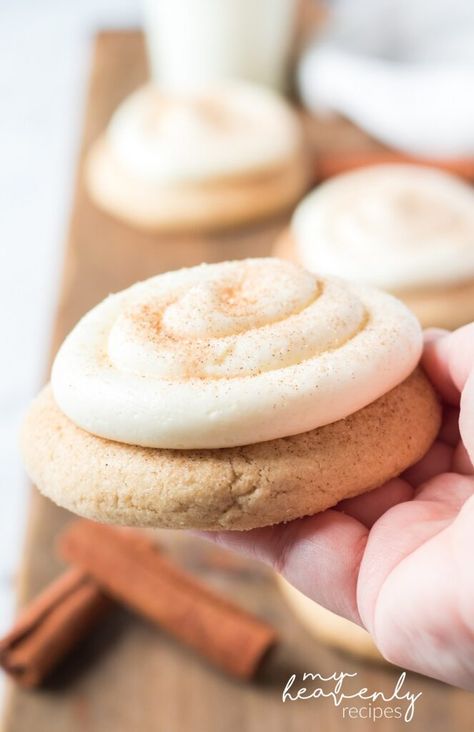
[22,259,441,530]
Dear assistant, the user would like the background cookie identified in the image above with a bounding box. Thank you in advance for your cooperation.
[275,164,474,329]
[86,82,309,232]
[277,576,386,664]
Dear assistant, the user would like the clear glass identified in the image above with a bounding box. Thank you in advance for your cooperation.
[142,0,298,92]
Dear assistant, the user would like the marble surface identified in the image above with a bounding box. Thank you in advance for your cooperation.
[0,0,140,702]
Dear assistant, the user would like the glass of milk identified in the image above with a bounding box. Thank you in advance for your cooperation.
[142,0,298,92]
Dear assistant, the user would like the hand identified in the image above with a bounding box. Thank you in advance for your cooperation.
[201,324,474,690]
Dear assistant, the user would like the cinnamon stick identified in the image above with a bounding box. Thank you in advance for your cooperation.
[316,152,474,181]
[0,567,112,687]
[58,521,277,679]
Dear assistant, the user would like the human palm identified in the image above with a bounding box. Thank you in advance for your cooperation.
[204,325,474,689]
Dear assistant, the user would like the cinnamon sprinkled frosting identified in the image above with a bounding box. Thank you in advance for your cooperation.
[51,259,421,449]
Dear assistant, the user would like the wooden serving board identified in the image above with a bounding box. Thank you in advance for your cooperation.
[3,31,473,732]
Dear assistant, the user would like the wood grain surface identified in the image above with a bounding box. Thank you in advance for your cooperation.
[3,31,473,732]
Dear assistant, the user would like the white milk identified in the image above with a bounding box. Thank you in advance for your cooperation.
[142,0,298,91]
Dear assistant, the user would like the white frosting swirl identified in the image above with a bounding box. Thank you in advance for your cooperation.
[51,259,421,449]
[107,82,303,184]
[293,164,474,290]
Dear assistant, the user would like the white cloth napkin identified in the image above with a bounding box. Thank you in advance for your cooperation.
[298,0,474,156]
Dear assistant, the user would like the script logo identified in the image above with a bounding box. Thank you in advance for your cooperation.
[282,670,422,722]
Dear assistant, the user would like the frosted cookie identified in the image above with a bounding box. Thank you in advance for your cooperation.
[21,259,440,530]
[275,164,474,329]
[278,577,385,664]
[86,82,309,232]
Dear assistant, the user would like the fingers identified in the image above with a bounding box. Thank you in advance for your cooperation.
[423,328,449,342]
[422,324,474,405]
[200,510,368,624]
[422,326,474,464]
[451,494,474,557]
[452,441,474,475]
[460,372,474,466]
[414,472,474,507]
[438,405,461,447]
[336,478,413,527]
[403,441,453,487]
[356,475,466,632]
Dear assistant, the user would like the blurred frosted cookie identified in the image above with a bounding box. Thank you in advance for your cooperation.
[21,259,440,530]
[86,82,309,232]
[278,577,385,663]
[274,164,474,329]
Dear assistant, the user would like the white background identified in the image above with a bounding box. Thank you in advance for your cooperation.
[0,0,141,702]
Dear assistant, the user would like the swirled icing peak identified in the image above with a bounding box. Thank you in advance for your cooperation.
[293,164,474,290]
[51,259,421,449]
[106,82,304,184]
